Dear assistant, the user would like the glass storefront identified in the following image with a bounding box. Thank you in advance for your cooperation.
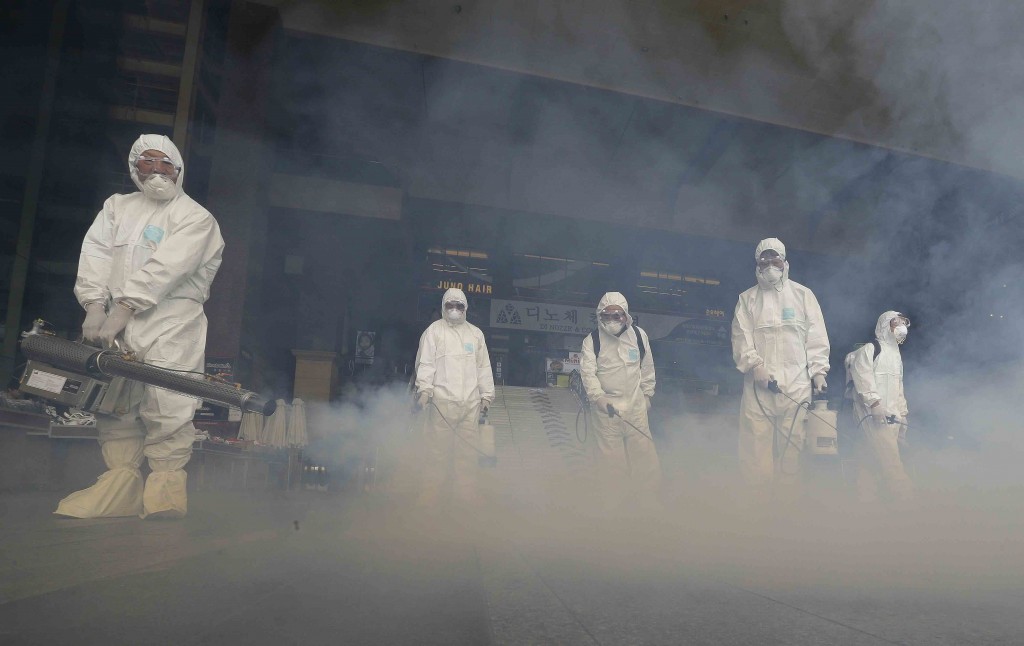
[416,241,737,393]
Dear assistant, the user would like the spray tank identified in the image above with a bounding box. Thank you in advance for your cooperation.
[478,405,496,468]
[804,396,839,455]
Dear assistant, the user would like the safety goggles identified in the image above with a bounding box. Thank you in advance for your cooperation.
[598,309,626,322]
[756,256,785,270]
[444,302,466,311]
[135,155,181,177]
[891,315,911,328]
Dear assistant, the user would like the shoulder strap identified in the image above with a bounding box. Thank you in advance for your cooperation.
[871,339,881,360]
[633,325,646,360]
[591,326,646,360]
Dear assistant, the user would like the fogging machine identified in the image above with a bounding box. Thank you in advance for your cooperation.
[17,323,275,417]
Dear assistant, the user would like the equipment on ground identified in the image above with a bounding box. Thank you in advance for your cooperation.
[17,322,274,417]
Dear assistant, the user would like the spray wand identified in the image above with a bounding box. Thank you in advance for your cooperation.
[423,398,493,459]
[604,402,654,442]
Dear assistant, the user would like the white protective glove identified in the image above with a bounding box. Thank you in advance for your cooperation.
[812,374,828,394]
[644,395,652,411]
[81,303,107,344]
[98,303,132,349]
[752,364,771,389]
[594,396,614,417]
[480,400,490,416]
[868,401,887,423]
[416,391,430,410]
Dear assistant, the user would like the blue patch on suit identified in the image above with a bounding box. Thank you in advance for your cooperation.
[143,225,165,243]
[464,342,475,353]
[782,307,795,320]
[628,348,640,362]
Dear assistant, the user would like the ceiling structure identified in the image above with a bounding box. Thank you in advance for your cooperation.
[254,0,1024,181]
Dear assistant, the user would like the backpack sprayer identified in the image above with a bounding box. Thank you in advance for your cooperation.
[17,320,275,417]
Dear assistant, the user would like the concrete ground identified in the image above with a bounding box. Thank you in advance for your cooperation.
[2,386,1022,645]
[0,491,490,645]
[2,487,1023,645]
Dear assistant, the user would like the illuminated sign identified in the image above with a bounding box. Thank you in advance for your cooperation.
[435,280,492,294]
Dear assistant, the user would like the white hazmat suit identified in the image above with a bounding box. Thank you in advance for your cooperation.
[414,288,495,506]
[731,238,829,489]
[55,134,224,519]
[580,292,659,508]
[847,311,914,503]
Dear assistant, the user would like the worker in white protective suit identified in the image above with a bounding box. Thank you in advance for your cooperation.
[580,292,659,511]
[55,134,224,519]
[731,238,829,492]
[414,288,495,507]
[847,311,914,503]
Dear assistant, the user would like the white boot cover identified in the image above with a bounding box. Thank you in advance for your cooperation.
[54,437,144,518]
[141,465,188,519]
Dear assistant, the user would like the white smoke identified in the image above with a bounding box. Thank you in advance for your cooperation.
[780,0,1024,178]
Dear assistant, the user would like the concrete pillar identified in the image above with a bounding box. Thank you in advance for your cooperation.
[202,1,279,384]
[1,0,69,381]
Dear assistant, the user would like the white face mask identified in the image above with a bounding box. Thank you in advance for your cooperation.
[600,320,625,336]
[446,308,465,323]
[761,266,783,285]
[893,325,908,344]
[141,173,177,201]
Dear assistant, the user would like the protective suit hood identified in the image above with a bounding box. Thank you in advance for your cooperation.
[442,288,468,309]
[754,237,790,291]
[442,288,468,325]
[596,292,633,329]
[875,310,902,347]
[128,134,184,197]
[754,238,786,260]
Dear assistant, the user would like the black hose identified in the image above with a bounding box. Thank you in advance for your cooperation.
[774,384,910,437]
[752,380,807,474]
[575,405,587,444]
[777,400,810,475]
